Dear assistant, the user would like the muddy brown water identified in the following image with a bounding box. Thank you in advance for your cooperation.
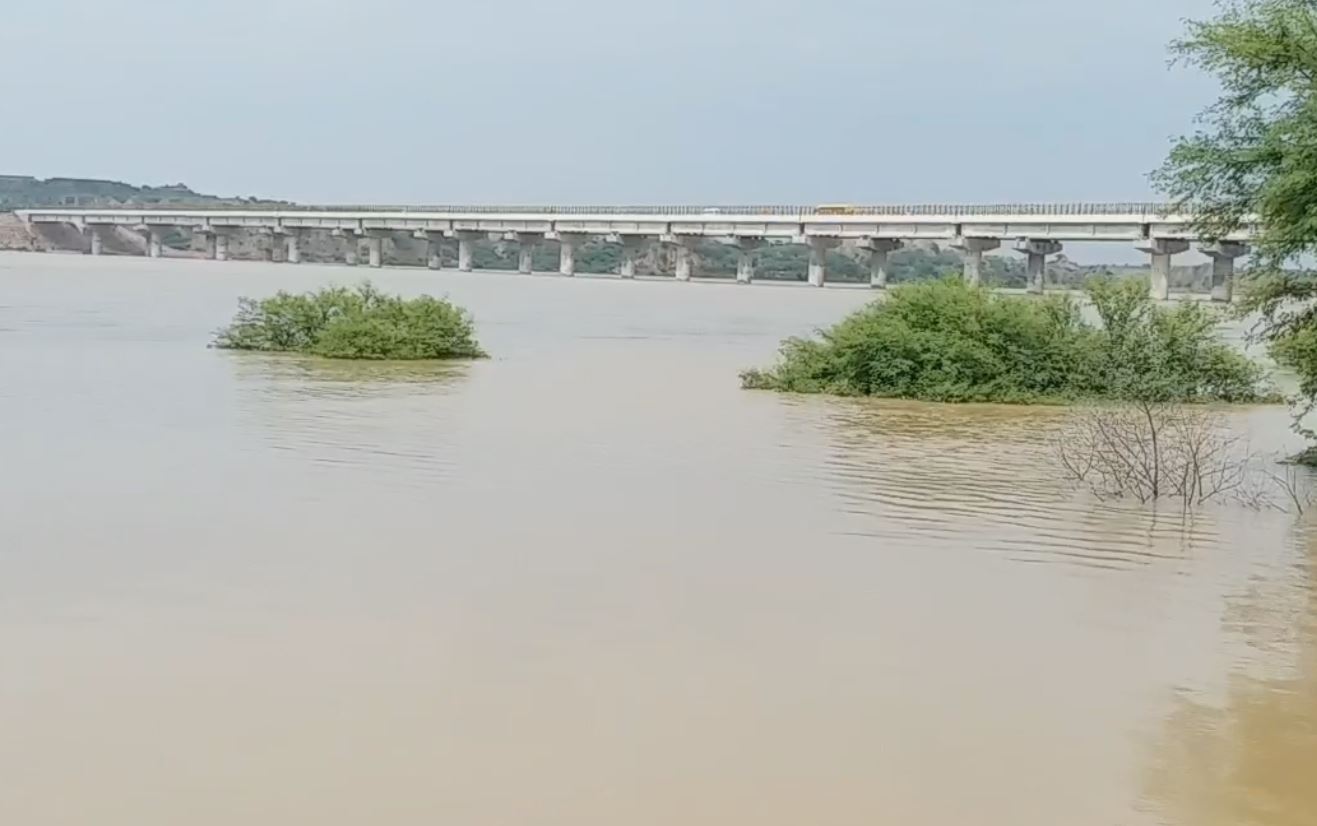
[2,252,1314,826]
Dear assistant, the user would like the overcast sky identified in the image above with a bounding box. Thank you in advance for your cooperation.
[0,0,1219,207]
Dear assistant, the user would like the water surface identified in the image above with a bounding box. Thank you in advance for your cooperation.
[2,252,1314,826]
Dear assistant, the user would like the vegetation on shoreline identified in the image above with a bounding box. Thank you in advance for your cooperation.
[213,282,485,361]
[741,278,1271,404]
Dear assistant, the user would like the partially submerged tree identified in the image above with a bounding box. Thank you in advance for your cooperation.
[1155,0,1317,447]
[741,277,1269,403]
[214,282,486,361]
[1057,402,1249,505]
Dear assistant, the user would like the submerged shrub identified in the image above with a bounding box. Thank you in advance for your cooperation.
[742,277,1270,404]
[214,282,485,360]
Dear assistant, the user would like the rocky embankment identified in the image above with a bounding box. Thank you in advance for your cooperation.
[0,212,46,251]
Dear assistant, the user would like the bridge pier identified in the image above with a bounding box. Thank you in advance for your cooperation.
[616,235,644,278]
[1136,238,1190,301]
[137,226,166,258]
[87,225,108,256]
[215,232,230,261]
[515,233,539,274]
[558,233,587,276]
[282,230,303,264]
[195,230,217,260]
[1201,241,1248,303]
[365,235,383,268]
[862,239,902,288]
[457,231,481,272]
[731,237,764,284]
[331,229,357,265]
[1016,239,1063,294]
[671,237,697,281]
[807,237,839,286]
[953,237,999,287]
[423,231,445,270]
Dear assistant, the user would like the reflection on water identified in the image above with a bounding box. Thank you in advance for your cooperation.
[226,353,473,488]
[1143,534,1317,826]
[1,253,1315,826]
[814,400,1257,571]
[230,351,474,388]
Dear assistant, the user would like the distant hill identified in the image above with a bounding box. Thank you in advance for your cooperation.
[0,175,289,209]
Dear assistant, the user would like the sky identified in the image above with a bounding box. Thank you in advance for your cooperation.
[0,0,1221,209]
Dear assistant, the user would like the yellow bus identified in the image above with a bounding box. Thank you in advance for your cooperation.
[816,204,859,215]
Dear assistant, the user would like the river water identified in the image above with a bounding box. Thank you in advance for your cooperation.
[2,252,1315,826]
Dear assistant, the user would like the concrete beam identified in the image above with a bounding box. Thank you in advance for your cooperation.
[1015,239,1063,294]
[1136,238,1190,300]
[860,238,903,289]
[1200,241,1249,303]
[807,237,840,287]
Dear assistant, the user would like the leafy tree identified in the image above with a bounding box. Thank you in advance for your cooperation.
[741,278,1269,404]
[214,282,485,360]
[1155,0,1317,440]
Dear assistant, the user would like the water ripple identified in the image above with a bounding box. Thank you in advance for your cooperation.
[808,399,1249,571]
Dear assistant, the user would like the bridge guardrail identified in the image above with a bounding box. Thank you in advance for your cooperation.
[18,202,1179,217]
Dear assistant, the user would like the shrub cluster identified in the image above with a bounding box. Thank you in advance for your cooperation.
[741,278,1269,404]
[214,282,485,360]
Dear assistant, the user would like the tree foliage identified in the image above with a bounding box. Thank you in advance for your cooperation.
[1156,1,1317,442]
[740,279,1269,404]
[1155,0,1317,259]
[213,282,486,360]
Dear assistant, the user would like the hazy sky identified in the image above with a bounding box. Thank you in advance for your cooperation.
[0,0,1220,206]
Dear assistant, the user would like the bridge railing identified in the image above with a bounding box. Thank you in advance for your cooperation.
[20,202,1179,217]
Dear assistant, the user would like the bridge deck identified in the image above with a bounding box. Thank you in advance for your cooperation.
[17,204,1253,243]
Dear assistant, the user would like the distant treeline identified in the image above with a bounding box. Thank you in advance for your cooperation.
[0,175,284,209]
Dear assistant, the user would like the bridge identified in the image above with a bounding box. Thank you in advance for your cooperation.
[17,204,1258,301]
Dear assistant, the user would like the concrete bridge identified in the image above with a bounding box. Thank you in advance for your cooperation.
[17,204,1258,301]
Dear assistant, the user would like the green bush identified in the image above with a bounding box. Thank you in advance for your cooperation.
[741,277,1270,404]
[214,282,485,361]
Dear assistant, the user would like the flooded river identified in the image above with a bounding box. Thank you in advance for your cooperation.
[2,252,1315,826]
